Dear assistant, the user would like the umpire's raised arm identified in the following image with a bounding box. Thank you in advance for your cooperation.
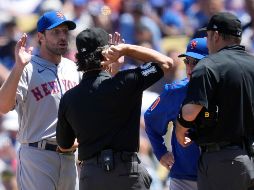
[102,44,174,74]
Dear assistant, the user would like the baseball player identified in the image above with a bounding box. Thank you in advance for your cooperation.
[0,11,80,190]
[144,38,208,190]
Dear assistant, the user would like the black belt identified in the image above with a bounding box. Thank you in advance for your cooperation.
[29,142,58,152]
[82,151,140,164]
[200,142,243,153]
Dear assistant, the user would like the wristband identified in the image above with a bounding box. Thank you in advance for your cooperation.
[177,110,195,128]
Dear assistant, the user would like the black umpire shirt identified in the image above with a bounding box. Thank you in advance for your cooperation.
[184,45,254,144]
[56,62,164,161]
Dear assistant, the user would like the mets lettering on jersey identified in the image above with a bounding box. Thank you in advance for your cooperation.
[31,80,77,101]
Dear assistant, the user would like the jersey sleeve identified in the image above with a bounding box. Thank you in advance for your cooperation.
[184,59,218,108]
[16,66,29,104]
[144,81,187,161]
[138,62,164,90]
[56,96,76,149]
[113,62,164,95]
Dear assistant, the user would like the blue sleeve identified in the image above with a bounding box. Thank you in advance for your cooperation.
[144,81,187,161]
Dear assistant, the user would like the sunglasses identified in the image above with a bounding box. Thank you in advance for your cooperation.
[183,58,199,66]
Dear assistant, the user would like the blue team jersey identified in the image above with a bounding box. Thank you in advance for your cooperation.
[144,78,200,181]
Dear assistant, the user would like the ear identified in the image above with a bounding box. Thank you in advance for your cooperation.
[37,32,45,45]
[214,31,220,42]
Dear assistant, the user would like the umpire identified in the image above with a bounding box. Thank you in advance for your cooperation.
[56,27,173,190]
[175,12,254,190]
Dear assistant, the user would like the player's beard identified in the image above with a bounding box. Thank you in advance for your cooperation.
[45,41,68,56]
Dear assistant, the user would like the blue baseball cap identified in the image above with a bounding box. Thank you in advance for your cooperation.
[37,11,76,32]
[178,37,208,60]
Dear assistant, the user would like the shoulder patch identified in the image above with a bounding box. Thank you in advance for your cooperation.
[141,66,157,76]
[150,97,160,111]
[140,62,152,69]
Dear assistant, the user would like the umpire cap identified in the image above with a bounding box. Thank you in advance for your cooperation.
[76,27,109,55]
[199,12,242,37]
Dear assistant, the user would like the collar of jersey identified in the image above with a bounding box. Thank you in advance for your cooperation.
[32,55,62,68]
[82,70,110,80]
[218,44,245,52]
[165,78,189,91]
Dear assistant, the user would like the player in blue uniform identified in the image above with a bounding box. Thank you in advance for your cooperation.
[144,38,208,190]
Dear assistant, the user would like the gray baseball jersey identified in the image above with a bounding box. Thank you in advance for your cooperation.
[16,55,81,190]
[16,55,81,143]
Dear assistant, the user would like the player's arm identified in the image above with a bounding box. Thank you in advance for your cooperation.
[145,125,174,170]
[144,87,177,168]
[0,64,10,87]
[145,121,168,160]
[0,33,33,114]
[102,44,174,75]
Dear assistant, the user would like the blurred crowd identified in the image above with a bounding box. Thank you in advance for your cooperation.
[0,0,254,189]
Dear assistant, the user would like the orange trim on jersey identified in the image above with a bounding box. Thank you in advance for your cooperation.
[150,97,160,111]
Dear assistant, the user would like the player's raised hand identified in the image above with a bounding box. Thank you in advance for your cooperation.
[109,32,124,46]
[101,32,125,72]
[15,33,33,69]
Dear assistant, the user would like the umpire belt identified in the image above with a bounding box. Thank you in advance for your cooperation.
[28,141,57,152]
[200,142,243,153]
[83,151,140,164]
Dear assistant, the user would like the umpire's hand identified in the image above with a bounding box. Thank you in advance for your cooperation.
[175,120,192,147]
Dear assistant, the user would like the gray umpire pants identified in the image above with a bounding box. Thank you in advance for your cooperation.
[79,152,152,190]
[198,147,254,190]
[169,178,197,190]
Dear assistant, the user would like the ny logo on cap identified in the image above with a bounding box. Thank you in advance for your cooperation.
[191,41,197,49]
[56,11,64,19]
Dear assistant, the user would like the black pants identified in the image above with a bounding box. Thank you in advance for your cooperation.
[198,147,254,190]
[79,153,152,190]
